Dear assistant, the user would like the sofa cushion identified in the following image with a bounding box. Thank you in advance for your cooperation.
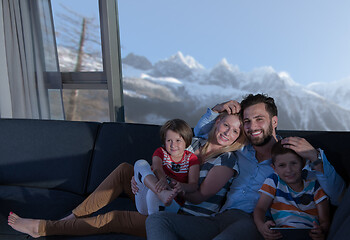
[87,122,161,193]
[0,185,85,235]
[0,119,100,194]
[1,185,144,240]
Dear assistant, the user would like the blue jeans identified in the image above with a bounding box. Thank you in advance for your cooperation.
[146,209,263,240]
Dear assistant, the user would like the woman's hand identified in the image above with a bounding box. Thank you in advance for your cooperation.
[130,176,138,195]
[171,180,185,195]
[155,177,169,192]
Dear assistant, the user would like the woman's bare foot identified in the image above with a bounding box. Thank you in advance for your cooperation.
[7,212,41,238]
[157,189,178,206]
[60,213,76,221]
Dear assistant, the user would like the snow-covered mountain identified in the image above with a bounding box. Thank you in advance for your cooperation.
[121,52,350,130]
[306,78,350,111]
[59,46,350,130]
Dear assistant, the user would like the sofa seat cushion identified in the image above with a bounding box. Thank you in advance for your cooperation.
[0,185,85,235]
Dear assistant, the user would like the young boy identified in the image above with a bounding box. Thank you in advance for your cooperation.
[254,141,330,240]
[134,119,200,215]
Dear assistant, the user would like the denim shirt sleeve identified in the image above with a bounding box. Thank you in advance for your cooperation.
[307,149,346,206]
[193,108,219,139]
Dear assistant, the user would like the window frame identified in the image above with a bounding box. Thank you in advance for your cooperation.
[58,0,124,122]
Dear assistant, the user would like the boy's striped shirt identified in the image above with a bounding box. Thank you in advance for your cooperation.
[259,173,328,228]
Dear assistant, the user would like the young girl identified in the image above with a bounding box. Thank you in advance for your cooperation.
[134,119,200,215]
[254,141,330,240]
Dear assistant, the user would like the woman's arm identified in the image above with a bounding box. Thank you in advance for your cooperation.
[183,165,235,204]
[173,164,200,194]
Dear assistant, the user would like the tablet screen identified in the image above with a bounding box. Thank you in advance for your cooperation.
[270,227,312,240]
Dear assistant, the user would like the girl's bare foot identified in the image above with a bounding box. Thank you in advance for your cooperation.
[157,189,178,206]
[8,212,41,238]
[60,213,76,221]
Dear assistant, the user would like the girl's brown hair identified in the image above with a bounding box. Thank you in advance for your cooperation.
[160,119,193,148]
[199,112,247,162]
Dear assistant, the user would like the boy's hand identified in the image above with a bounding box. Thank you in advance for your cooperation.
[130,176,139,195]
[257,220,282,240]
[309,221,325,240]
[155,177,169,192]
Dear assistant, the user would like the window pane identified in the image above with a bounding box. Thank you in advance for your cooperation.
[63,89,109,122]
[118,1,350,131]
[52,0,102,72]
[52,0,108,122]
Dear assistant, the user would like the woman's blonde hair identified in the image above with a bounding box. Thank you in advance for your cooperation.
[199,112,247,162]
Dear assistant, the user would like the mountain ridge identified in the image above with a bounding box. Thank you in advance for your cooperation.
[59,46,350,130]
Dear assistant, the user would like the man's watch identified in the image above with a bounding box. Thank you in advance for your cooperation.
[310,149,323,169]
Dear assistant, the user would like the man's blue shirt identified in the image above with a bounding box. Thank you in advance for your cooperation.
[220,144,274,213]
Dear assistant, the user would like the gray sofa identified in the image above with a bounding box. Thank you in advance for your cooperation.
[0,118,349,240]
[0,119,162,240]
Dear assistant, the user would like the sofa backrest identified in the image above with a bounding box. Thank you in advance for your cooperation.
[86,122,162,193]
[0,119,100,195]
[278,130,350,184]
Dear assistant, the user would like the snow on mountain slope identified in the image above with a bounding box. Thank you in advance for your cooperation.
[307,77,350,111]
[59,47,350,130]
[120,52,350,130]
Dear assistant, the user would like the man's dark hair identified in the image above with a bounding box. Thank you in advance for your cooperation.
[240,93,278,118]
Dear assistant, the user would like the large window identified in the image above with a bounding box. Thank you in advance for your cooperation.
[117,1,350,131]
[52,1,350,130]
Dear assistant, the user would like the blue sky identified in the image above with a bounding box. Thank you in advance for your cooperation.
[52,0,350,85]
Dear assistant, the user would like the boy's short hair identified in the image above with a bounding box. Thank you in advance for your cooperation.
[271,141,305,166]
[160,119,193,148]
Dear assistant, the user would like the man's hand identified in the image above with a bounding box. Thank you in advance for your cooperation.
[212,100,241,114]
[155,177,169,192]
[281,137,323,172]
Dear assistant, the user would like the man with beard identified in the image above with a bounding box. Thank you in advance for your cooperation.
[146,93,345,240]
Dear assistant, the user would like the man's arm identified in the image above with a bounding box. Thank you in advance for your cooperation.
[313,152,346,206]
[281,137,346,206]
[194,100,240,138]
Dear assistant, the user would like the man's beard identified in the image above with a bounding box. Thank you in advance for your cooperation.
[248,122,273,146]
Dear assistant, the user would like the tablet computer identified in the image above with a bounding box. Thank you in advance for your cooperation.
[270,227,312,240]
